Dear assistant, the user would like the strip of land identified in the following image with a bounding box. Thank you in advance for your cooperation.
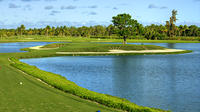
[28,44,187,54]
[27,43,191,55]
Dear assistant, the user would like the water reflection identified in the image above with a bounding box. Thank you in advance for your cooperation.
[112,56,145,104]
[167,43,175,49]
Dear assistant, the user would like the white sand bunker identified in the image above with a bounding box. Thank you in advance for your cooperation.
[56,49,185,54]
[29,46,58,50]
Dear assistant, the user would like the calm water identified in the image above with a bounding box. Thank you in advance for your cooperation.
[20,43,200,112]
[0,42,57,53]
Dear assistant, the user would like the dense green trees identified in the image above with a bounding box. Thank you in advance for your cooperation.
[0,10,200,40]
[187,25,199,36]
[0,23,199,40]
[144,24,167,40]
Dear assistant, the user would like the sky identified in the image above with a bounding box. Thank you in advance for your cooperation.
[0,0,200,28]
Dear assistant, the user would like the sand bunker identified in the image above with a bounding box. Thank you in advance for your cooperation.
[56,49,185,54]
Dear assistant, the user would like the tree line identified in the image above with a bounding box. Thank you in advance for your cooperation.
[0,10,200,40]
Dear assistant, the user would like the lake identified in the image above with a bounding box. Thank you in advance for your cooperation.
[18,43,200,112]
[0,42,57,53]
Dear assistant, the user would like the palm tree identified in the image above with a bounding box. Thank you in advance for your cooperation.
[166,10,178,38]
[19,24,25,36]
[45,25,51,36]
[183,25,188,36]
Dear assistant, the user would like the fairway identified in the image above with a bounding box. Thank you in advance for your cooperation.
[0,54,121,112]
[0,0,199,111]
[0,42,177,112]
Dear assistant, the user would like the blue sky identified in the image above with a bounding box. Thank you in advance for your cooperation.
[0,0,200,28]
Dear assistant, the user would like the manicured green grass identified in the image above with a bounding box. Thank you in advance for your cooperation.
[41,43,166,52]
[0,53,122,112]
[37,43,191,56]
[0,35,200,43]
[1,41,190,112]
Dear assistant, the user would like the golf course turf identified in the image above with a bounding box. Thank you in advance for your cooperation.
[1,41,192,112]
[0,54,124,112]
